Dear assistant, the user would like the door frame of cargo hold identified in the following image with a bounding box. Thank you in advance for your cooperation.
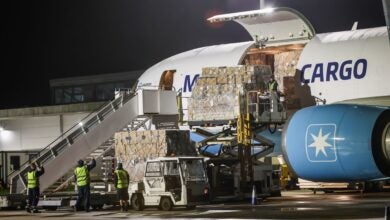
[208,7,315,47]
[159,70,176,91]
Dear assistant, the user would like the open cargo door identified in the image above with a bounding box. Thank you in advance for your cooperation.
[159,70,176,91]
[383,0,390,43]
[208,7,316,46]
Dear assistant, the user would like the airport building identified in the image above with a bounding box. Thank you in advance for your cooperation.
[0,70,142,182]
[49,70,141,105]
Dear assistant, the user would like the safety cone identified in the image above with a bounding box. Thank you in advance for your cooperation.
[251,185,257,206]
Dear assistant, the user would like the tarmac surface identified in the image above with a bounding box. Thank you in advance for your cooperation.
[1,190,390,219]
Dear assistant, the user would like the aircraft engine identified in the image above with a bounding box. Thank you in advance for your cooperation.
[282,104,390,181]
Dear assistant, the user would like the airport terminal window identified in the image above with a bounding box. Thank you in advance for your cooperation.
[63,88,72,103]
[73,87,82,94]
[95,82,131,101]
[52,80,135,104]
[55,88,63,104]
[96,83,115,101]
[73,87,84,102]
[82,85,94,101]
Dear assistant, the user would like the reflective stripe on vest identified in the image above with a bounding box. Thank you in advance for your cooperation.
[27,171,38,188]
[115,169,129,189]
[75,166,89,186]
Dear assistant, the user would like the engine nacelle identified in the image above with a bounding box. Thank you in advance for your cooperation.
[282,104,390,181]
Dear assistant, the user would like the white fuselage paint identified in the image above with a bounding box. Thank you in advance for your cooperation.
[137,27,390,118]
[297,27,390,105]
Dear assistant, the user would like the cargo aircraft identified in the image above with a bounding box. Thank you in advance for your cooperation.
[136,5,390,182]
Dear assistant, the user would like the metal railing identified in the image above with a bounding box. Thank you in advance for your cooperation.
[246,90,286,123]
[8,91,136,193]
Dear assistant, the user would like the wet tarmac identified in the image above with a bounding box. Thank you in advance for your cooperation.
[1,190,390,219]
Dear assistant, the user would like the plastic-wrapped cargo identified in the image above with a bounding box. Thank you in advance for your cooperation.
[114,130,196,181]
[188,65,272,122]
[274,50,302,91]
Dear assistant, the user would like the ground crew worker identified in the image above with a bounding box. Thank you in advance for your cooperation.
[74,158,96,212]
[27,161,45,213]
[114,163,130,212]
[266,74,281,112]
[267,75,278,92]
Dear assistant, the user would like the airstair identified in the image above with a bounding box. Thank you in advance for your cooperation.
[46,117,152,194]
[44,138,116,193]
[8,89,178,194]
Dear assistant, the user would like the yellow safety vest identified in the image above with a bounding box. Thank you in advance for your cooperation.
[268,81,277,91]
[75,166,89,186]
[115,169,129,189]
[27,171,38,189]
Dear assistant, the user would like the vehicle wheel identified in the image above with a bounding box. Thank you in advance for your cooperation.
[131,194,144,211]
[159,197,173,211]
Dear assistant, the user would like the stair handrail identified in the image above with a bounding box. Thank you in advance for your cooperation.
[7,91,136,181]
[50,144,115,193]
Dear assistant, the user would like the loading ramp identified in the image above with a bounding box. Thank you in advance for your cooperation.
[8,89,178,194]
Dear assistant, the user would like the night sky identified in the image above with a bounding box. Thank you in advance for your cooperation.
[1,0,386,109]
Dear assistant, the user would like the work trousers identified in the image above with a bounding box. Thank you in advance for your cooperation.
[75,185,90,211]
[27,187,40,209]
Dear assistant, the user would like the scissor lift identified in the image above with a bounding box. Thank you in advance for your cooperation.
[236,89,286,194]
[192,89,286,200]
[245,90,287,125]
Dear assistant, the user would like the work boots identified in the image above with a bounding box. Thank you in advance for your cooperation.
[119,204,129,212]
[28,206,41,213]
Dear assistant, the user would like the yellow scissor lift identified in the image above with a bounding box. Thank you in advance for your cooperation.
[193,89,287,199]
[236,90,287,190]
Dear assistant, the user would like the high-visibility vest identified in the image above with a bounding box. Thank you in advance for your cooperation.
[115,169,129,189]
[268,81,277,91]
[75,166,89,186]
[27,171,38,189]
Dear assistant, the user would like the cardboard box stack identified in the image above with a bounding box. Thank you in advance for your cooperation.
[246,53,275,73]
[188,65,272,122]
[273,50,302,91]
[115,130,196,181]
[274,50,303,111]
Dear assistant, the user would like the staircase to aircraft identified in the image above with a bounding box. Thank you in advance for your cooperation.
[8,89,178,194]
[44,138,116,193]
[44,116,153,194]
[127,115,151,131]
